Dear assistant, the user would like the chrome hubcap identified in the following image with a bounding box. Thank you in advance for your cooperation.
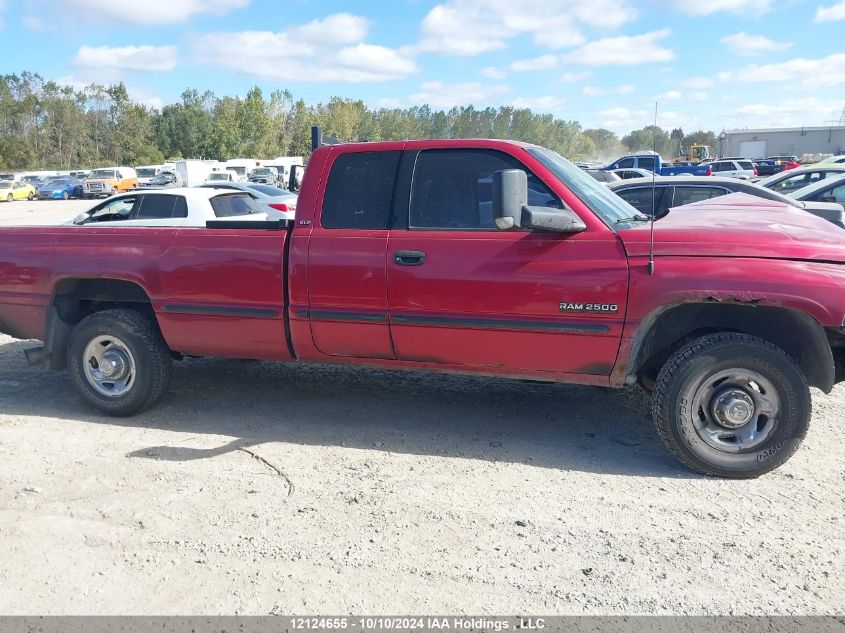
[691,369,780,453]
[82,335,136,397]
[712,388,755,428]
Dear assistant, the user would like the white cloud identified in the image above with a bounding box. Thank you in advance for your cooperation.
[561,29,674,66]
[60,0,249,25]
[409,81,510,109]
[682,76,715,89]
[289,13,369,45]
[511,96,567,112]
[720,53,845,88]
[22,15,43,30]
[481,67,508,79]
[674,0,772,15]
[417,0,636,55]
[688,92,709,102]
[561,71,591,83]
[658,90,683,100]
[721,32,792,55]
[73,45,177,72]
[509,54,559,72]
[815,0,845,21]
[583,84,635,96]
[193,14,418,83]
[722,98,845,127]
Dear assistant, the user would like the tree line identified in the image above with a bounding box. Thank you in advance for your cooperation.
[0,72,718,170]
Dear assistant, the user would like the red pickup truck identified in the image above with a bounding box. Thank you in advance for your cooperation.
[2,139,845,478]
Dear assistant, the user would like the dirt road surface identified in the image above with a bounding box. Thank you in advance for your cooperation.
[0,201,843,615]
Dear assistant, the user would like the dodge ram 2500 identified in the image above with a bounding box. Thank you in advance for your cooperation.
[2,139,845,478]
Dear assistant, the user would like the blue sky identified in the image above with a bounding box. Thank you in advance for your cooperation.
[1,0,844,134]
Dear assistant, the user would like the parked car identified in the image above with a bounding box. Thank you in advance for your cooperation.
[248,167,280,186]
[37,177,83,200]
[788,174,845,207]
[587,169,621,183]
[706,159,758,179]
[758,164,845,194]
[611,168,654,180]
[0,180,36,202]
[197,181,297,219]
[139,171,181,189]
[82,167,138,198]
[603,153,711,176]
[819,155,845,165]
[608,176,844,227]
[69,188,280,227]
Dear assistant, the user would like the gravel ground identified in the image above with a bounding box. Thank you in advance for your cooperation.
[0,201,843,615]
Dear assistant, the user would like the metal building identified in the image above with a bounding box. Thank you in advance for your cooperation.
[719,126,845,160]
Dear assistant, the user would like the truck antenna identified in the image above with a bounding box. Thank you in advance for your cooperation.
[648,102,658,276]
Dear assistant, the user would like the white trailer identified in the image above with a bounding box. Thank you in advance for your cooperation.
[174,160,222,187]
[267,156,304,188]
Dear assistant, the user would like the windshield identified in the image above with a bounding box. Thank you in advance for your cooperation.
[525,146,641,225]
[136,168,157,178]
[90,169,116,179]
[228,166,246,176]
[0,182,10,189]
[207,173,229,181]
[251,168,273,176]
[152,173,175,183]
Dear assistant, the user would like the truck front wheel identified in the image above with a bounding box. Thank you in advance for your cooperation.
[68,309,172,416]
[653,333,810,478]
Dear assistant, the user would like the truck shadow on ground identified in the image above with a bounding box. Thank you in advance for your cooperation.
[0,338,697,478]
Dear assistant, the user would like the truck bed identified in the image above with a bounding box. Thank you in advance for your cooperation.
[0,225,293,360]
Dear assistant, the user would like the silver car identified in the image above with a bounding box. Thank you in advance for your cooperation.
[759,164,845,194]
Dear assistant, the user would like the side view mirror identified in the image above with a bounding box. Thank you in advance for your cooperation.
[72,212,89,225]
[492,169,587,234]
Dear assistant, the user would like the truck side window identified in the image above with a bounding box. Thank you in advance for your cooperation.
[322,151,401,229]
[638,157,655,171]
[617,158,635,169]
[410,149,560,230]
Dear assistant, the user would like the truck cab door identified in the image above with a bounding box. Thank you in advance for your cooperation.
[305,150,401,359]
[386,147,628,375]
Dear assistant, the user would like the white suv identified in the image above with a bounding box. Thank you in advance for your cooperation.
[706,159,757,180]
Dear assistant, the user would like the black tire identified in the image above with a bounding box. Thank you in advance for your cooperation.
[6,194,12,203]
[653,332,810,478]
[27,192,34,200]
[68,309,173,416]
[62,191,69,200]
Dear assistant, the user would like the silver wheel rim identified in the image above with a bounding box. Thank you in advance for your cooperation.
[690,368,780,453]
[82,335,137,397]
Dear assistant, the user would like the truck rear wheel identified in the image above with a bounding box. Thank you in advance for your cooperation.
[68,309,172,416]
[652,333,810,478]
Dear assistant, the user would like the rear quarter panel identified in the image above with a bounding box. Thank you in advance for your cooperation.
[0,226,292,360]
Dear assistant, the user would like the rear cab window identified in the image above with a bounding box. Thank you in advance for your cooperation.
[321,151,401,229]
[738,161,755,171]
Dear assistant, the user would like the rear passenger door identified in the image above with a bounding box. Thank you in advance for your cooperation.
[306,150,401,359]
